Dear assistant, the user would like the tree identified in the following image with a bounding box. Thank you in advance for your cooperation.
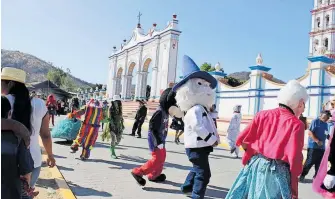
[47,68,66,87]
[200,62,215,72]
[95,84,103,90]
[46,67,76,92]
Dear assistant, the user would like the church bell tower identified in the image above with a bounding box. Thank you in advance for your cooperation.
[309,0,335,58]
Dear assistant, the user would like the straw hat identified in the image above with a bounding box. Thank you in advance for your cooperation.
[1,67,26,84]
[112,95,121,101]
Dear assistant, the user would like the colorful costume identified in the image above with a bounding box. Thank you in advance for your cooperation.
[173,55,220,199]
[70,99,103,160]
[101,95,124,159]
[131,88,181,186]
[226,105,242,158]
[51,115,81,141]
[101,101,109,131]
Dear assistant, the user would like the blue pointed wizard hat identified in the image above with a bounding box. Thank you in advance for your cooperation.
[173,55,217,91]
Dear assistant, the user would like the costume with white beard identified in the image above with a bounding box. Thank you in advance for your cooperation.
[226,105,242,158]
[173,55,220,199]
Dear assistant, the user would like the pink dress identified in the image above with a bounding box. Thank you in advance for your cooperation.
[236,107,305,199]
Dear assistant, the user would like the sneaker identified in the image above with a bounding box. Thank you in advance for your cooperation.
[149,174,166,182]
[137,135,142,138]
[70,145,79,153]
[131,172,146,186]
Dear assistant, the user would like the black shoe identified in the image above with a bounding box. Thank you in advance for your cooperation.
[130,133,135,136]
[149,174,166,182]
[131,172,146,186]
[137,135,141,138]
[230,147,236,154]
[299,175,305,182]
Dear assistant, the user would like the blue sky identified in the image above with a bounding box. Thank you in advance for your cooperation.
[2,0,313,84]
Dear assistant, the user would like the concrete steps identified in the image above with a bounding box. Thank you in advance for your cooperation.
[122,101,159,121]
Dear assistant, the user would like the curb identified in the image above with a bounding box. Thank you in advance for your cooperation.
[39,138,77,199]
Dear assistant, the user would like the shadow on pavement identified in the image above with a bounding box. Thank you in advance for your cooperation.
[119,155,192,171]
[83,158,141,170]
[119,144,238,160]
[54,140,72,146]
[57,165,74,171]
[67,181,112,197]
[53,154,67,159]
[142,180,228,199]
[94,142,128,150]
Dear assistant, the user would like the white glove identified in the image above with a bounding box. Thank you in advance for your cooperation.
[157,144,164,149]
[323,174,335,189]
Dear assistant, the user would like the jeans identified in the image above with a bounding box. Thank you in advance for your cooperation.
[21,166,41,199]
[181,147,212,199]
[132,119,144,136]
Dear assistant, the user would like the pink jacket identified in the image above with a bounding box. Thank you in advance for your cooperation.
[236,107,305,199]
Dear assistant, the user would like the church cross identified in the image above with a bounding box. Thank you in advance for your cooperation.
[137,12,142,24]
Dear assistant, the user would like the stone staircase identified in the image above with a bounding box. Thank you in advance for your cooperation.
[122,101,159,121]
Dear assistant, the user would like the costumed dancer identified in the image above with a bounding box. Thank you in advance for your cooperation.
[70,99,103,160]
[101,100,109,131]
[51,112,82,142]
[173,55,220,199]
[131,100,147,138]
[101,95,124,159]
[71,97,80,113]
[170,116,184,144]
[46,94,57,126]
[225,80,308,199]
[131,88,183,186]
[313,126,335,198]
[226,105,242,158]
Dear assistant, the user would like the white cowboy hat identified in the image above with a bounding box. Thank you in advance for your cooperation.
[1,67,26,84]
[112,95,121,101]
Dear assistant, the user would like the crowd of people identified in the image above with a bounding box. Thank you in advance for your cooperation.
[2,59,335,199]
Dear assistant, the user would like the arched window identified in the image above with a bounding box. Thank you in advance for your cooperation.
[319,0,323,6]
[325,15,330,28]
[314,39,320,52]
[316,17,321,28]
[328,0,331,5]
[324,38,329,49]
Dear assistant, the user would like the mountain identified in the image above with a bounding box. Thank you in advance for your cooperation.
[1,49,94,88]
[228,71,285,84]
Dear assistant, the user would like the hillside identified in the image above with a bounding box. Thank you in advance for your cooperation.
[1,49,94,88]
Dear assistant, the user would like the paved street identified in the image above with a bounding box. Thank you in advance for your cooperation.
[51,116,322,199]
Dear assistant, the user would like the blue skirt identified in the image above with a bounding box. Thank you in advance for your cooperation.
[226,154,292,199]
[51,118,81,140]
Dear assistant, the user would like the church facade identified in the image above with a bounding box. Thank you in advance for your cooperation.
[106,14,181,101]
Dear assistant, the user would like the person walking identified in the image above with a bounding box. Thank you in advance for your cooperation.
[46,94,57,126]
[300,110,331,182]
[131,100,147,138]
[226,105,242,158]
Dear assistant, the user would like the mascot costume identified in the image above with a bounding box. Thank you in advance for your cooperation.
[173,55,220,199]
[313,126,335,198]
[70,99,103,160]
[131,88,182,186]
[101,95,125,159]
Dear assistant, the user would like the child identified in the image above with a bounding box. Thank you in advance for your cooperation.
[226,105,242,158]
[1,96,36,198]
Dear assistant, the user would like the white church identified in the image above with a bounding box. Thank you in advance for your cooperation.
[107,1,335,125]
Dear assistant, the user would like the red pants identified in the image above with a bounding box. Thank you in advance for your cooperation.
[132,148,166,180]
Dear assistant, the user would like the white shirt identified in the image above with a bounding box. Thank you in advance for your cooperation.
[6,95,48,168]
[183,105,220,148]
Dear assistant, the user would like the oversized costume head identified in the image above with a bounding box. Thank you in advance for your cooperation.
[277,80,308,116]
[173,55,218,112]
[159,88,183,118]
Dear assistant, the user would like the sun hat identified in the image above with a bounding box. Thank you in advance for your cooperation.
[172,55,217,92]
[1,67,26,84]
[112,95,121,101]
